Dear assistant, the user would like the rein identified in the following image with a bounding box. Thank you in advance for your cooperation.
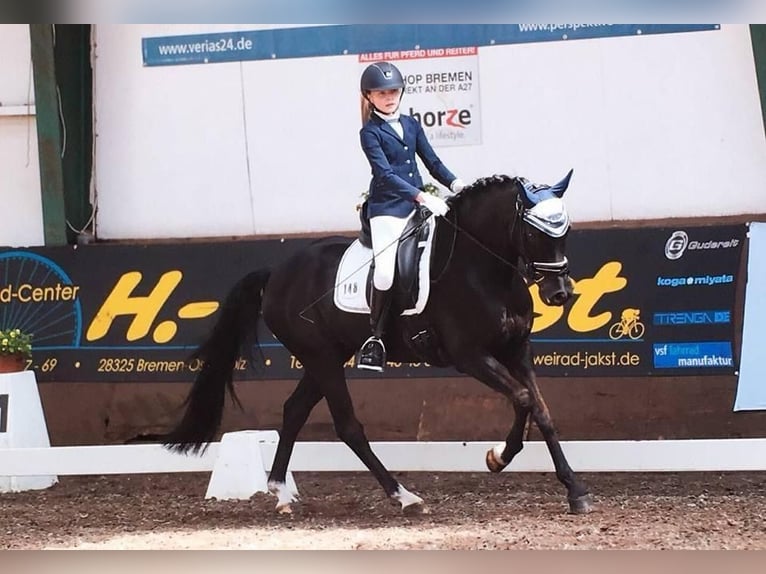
[299,181,569,323]
[434,194,528,283]
[430,209,458,283]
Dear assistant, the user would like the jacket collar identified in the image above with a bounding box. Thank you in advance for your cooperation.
[372,112,405,142]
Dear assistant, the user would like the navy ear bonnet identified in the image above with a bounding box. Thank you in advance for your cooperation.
[519,169,573,238]
[519,169,573,206]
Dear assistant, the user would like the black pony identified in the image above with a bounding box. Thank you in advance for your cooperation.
[164,172,592,515]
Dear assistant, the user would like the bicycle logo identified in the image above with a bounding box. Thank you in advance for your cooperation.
[609,308,645,340]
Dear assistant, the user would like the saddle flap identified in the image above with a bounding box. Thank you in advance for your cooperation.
[395,206,432,309]
[334,209,436,316]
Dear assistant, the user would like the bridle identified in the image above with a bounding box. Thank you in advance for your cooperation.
[433,189,570,286]
[516,195,571,284]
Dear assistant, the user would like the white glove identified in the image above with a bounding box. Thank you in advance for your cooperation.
[450,178,466,194]
[419,193,450,217]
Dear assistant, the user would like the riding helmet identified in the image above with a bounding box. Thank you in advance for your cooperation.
[360,61,404,93]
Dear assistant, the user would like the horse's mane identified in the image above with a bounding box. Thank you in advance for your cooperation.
[447,174,521,210]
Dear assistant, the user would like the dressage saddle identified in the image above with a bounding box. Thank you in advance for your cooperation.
[357,201,432,315]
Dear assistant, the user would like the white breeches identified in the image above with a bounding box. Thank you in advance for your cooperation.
[369,211,415,291]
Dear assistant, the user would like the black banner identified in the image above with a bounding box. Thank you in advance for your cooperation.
[533,224,743,377]
[0,224,744,382]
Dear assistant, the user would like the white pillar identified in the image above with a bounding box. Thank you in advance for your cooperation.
[0,370,58,492]
[205,430,297,500]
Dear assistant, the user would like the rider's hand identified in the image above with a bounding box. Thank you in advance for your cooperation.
[417,192,450,217]
[450,178,466,194]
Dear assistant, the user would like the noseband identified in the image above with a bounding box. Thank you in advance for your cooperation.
[527,258,570,284]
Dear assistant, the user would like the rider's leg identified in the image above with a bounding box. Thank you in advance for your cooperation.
[357,285,394,371]
[357,213,410,372]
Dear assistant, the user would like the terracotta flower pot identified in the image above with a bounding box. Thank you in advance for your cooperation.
[0,353,26,373]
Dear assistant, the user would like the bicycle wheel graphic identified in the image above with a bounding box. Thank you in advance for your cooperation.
[608,322,624,340]
[0,251,82,350]
[629,322,645,340]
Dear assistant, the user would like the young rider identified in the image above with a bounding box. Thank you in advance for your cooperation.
[356,61,466,372]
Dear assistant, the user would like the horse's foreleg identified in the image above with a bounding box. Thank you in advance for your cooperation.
[457,353,592,514]
[524,375,592,514]
[455,354,534,471]
[309,358,428,514]
[507,344,592,513]
[268,373,324,514]
[486,403,529,472]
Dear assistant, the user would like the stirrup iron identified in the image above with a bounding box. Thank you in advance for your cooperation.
[357,336,386,372]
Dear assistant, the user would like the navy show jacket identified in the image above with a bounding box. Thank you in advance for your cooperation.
[360,113,456,218]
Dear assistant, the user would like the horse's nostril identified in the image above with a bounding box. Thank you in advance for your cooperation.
[552,291,568,305]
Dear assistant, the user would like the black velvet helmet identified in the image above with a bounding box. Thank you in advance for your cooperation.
[360,61,404,92]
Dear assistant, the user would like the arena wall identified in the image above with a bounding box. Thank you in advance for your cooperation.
[0,25,44,247]
[2,24,766,446]
[90,24,766,239]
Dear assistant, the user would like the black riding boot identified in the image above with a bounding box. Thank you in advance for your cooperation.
[357,287,393,372]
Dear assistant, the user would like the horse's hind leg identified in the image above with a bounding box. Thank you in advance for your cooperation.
[486,403,529,472]
[306,356,428,514]
[267,373,324,513]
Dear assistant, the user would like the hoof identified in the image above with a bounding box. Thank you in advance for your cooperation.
[392,484,425,513]
[269,480,298,514]
[485,447,507,473]
[568,493,594,514]
[403,501,430,516]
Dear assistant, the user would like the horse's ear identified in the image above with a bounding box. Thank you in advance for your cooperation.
[549,169,574,198]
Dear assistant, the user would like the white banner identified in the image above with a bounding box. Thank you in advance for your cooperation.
[360,47,481,147]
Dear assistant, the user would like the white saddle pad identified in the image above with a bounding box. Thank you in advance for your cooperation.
[333,216,436,316]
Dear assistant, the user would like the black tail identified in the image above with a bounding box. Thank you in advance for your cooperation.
[163,269,271,454]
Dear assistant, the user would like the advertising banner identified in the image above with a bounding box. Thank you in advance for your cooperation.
[533,224,744,377]
[0,224,744,383]
[142,25,718,67]
[360,47,481,147]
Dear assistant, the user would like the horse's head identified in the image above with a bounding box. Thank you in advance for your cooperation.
[517,170,574,306]
[446,171,574,306]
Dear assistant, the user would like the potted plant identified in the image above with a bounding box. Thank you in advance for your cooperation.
[0,328,32,373]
